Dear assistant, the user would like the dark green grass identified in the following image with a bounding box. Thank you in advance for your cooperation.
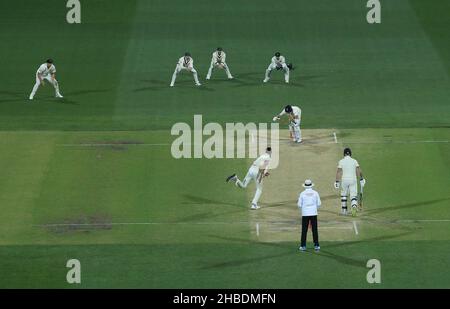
[0,0,449,130]
[2,240,450,288]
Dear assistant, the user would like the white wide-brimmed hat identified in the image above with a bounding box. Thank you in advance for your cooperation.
[302,179,314,188]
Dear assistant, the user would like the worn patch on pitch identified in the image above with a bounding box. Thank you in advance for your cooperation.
[40,214,113,234]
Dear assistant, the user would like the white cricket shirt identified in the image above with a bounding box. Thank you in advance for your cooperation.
[36,63,56,77]
[298,188,321,216]
[338,156,360,181]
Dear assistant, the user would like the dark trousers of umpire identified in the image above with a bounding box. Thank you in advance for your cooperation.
[301,216,319,247]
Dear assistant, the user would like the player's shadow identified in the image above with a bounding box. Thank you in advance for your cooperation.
[366,197,450,215]
[64,88,111,96]
[181,194,243,208]
[263,194,336,208]
[0,90,29,103]
[134,79,167,92]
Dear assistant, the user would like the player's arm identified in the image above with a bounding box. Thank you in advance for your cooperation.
[334,168,342,188]
[273,108,286,121]
[357,166,366,186]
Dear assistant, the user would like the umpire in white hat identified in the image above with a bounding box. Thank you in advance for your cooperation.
[298,179,321,251]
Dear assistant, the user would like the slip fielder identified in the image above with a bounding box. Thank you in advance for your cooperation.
[334,148,366,216]
[263,52,290,84]
[206,47,233,80]
[273,105,302,143]
[170,52,201,87]
[226,147,272,210]
[29,59,63,100]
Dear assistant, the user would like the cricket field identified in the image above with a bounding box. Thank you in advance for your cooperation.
[0,0,449,288]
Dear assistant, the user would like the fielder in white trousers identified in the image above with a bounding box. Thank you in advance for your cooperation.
[29,59,63,100]
[264,52,290,83]
[170,53,201,87]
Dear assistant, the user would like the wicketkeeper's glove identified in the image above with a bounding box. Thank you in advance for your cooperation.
[334,181,340,189]
[360,178,366,187]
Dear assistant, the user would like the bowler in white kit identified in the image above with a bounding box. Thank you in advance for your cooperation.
[206,47,233,80]
[263,52,290,83]
[226,147,272,210]
[334,148,366,216]
[170,52,201,87]
[29,59,63,100]
[273,105,302,143]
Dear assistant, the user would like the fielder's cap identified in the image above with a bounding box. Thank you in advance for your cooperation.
[46,59,54,64]
[266,146,272,152]
[344,147,352,156]
[275,52,281,57]
[217,47,223,51]
[303,179,314,188]
[184,52,191,57]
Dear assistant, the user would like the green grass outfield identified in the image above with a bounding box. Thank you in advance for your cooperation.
[0,0,449,288]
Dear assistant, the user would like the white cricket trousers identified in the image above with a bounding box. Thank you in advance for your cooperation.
[265,63,289,82]
[30,74,61,97]
[235,165,263,206]
[206,61,233,79]
[170,65,200,86]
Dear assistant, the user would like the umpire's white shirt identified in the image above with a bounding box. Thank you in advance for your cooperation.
[298,188,321,216]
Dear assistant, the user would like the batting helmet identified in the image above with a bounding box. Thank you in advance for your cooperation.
[344,148,352,156]
[284,105,293,113]
[275,52,281,57]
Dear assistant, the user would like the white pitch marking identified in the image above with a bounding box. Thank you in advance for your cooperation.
[352,221,359,235]
[397,219,450,223]
[333,132,338,144]
[256,222,260,237]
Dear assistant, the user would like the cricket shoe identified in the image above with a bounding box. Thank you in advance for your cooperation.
[228,76,234,79]
[295,139,303,143]
[351,206,357,217]
[299,246,306,252]
[169,84,174,87]
[314,246,320,252]
[206,77,210,80]
[226,174,237,183]
[56,93,64,98]
[250,203,260,210]
[341,209,348,216]
[29,95,34,100]
[263,78,269,83]
[196,83,202,86]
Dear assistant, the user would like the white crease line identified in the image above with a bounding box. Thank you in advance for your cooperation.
[333,132,338,144]
[353,221,359,235]
[396,219,450,223]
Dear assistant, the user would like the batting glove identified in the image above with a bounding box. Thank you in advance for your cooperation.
[334,181,340,189]
[360,178,366,187]
[272,116,280,122]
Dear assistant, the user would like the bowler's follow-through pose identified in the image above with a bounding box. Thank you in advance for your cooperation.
[273,105,302,143]
[206,47,233,80]
[263,52,291,83]
[226,147,272,210]
[29,59,63,100]
[334,148,366,216]
[170,52,201,87]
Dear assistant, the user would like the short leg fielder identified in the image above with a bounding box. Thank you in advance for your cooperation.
[170,64,200,87]
[265,62,290,83]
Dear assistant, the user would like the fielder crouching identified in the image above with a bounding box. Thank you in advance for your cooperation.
[170,52,201,87]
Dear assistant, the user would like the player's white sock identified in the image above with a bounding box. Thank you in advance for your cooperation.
[193,72,201,85]
[224,64,233,78]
